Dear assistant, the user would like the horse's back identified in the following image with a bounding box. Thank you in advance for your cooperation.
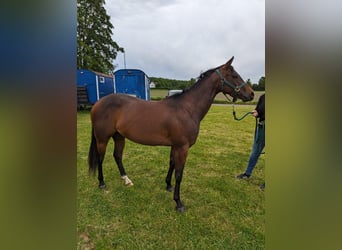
[91,94,140,117]
[90,94,139,137]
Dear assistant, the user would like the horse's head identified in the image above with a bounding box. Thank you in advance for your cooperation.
[216,57,254,102]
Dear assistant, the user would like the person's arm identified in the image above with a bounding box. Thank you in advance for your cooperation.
[252,94,264,119]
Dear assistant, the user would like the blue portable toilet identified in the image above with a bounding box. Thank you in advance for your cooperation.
[77,69,115,105]
[114,69,150,100]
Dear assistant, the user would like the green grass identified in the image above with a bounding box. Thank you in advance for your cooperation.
[77,105,265,249]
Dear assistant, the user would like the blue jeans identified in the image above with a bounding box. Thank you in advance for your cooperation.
[245,121,265,176]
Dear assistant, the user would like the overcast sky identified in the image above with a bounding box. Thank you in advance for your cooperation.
[105,0,264,83]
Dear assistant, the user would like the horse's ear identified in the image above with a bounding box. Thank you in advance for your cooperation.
[226,56,234,66]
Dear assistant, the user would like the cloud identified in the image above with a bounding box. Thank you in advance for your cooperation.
[106,0,264,82]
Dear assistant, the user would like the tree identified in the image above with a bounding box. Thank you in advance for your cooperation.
[77,0,124,73]
[250,76,265,91]
[246,78,252,87]
[258,76,265,90]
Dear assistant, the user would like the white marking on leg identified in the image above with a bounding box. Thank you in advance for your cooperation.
[121,175,134,186]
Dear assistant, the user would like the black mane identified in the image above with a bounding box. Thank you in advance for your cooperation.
[166,65,222,99]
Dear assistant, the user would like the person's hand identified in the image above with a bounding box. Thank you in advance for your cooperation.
[252,110,258,117]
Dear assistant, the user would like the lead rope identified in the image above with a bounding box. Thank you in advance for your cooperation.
[224,93,264,154]
[222,93,253,121]
[223,93,258,143]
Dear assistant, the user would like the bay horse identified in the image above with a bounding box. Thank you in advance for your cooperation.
[88,57,254,213]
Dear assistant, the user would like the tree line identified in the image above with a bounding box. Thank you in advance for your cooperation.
[150,76,265,91]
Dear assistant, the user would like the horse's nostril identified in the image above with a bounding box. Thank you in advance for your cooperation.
[251,92,255,99]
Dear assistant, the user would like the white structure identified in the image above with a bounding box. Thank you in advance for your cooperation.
[150,81,156,88]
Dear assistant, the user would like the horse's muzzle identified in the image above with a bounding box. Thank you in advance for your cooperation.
[241,91,254,102]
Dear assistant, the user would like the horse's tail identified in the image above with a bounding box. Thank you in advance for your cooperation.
[88,127,99,175]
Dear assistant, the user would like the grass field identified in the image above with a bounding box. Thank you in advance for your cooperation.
[77,105,265,249]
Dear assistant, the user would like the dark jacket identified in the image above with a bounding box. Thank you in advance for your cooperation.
[255,94,265,122]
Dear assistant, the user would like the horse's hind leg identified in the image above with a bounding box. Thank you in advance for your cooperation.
[165,147,175,192]
[112,132,133,186]
[97,142,108,189]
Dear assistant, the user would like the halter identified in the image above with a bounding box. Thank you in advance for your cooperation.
[215,69,247,102]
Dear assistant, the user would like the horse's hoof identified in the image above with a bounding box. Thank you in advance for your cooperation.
[166,186,174,192]
[176,206,186,213]
[121,175,133,186]
[99,183,106,189]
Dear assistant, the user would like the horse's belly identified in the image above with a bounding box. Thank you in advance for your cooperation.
[126,132,171,146]
[118,124,171,146]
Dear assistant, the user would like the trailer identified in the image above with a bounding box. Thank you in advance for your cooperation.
[77,69,114,108]
[77,68,150,109]
[114,69,150,100]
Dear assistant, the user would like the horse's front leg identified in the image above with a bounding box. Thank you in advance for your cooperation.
[165,147,175,192]
[173,145,188,213]
[174,167,185,213]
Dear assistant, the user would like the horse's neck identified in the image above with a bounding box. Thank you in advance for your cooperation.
[182,74,219,121]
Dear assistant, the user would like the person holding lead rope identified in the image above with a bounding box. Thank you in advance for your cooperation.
[236,94,265,190]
